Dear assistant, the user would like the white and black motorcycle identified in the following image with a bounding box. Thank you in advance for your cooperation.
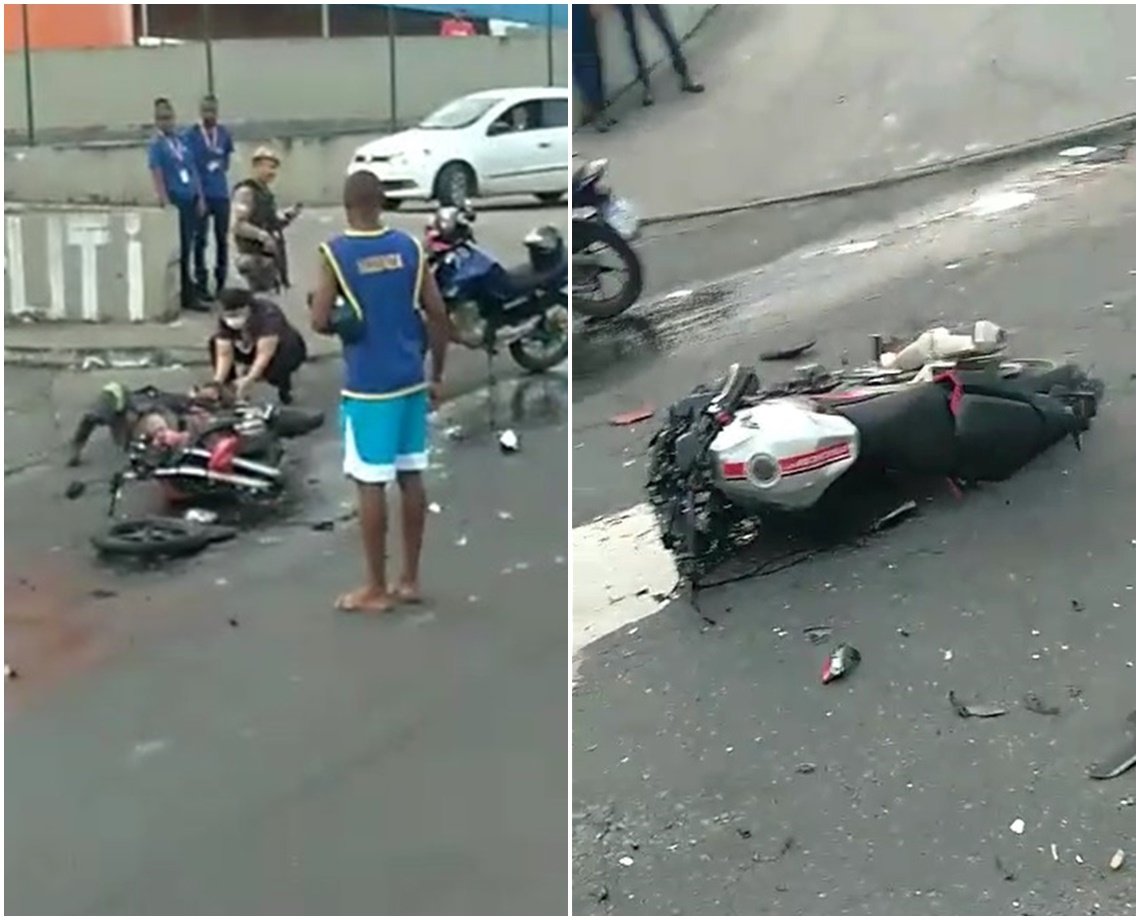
[647,324,1104,583]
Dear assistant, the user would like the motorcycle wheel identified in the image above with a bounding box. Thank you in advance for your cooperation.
[92,517,218,559]
[572,220,643,319]
[508,305,569,373]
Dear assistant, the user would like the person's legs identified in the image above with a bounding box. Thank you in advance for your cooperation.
[211,197,230,294]
[572,5,615,131]
[261,334,307,404]
[392,389,431,600]
[176,201,198,310]
[191,204,210,299]
[617,5,653,104]
[337,397,400,612]
[644,4,704,92]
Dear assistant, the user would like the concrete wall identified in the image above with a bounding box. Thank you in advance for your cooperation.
[6,33,566,138]
[4,205,178,323]
[570,3,712,121]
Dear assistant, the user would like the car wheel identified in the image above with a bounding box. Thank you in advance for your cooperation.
[535,192,564,205]
[384,198,403,211]
[436,162,475,206]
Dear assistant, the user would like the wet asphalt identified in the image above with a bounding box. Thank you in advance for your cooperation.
[5,360,568,914]
[571,155,1136,914]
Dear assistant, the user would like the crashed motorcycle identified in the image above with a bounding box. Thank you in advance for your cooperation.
[426,204,568,373]
[572,157,643,319]
[647,324,1104,583]
[93,401,324,559]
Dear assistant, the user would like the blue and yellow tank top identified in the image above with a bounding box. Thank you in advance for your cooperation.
[320,227,427,398]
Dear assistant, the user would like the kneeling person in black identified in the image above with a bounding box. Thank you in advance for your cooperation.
[210,288,307,403]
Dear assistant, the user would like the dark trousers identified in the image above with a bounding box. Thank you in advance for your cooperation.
[194,196,230,296]
[572,5,606,110]
[617,4,690,85]
[208,333,308,397]
[174,198,199,309]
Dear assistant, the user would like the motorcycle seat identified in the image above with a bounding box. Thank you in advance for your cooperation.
[502,260,567,299]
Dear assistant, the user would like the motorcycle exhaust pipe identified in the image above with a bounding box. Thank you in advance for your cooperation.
[153,467,277,492]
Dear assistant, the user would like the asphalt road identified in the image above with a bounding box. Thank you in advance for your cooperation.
[5,360,569,914]
[571,154,1136,914]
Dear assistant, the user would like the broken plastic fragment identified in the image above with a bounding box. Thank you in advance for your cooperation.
[1088,737,1136,780]
[760,340,816,362]
[821,643,860,684]
[65,481,86,500]
[1009,818,1025,835]
[1110,848,1126,870]
[498,429,520,452]
[803,625,832,645]
[794,762,817,774]
[185,508,219,524]
[871,499,918,531]
[428,502,442,514]
[609,405,655,426]
[949,690,1008,718]
[617,855,634,867]
[496,510,513,520]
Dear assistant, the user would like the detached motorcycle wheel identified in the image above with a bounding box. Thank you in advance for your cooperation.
[92,517,216,559]
[572,220,643,319]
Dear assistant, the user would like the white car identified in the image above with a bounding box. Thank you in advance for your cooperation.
[347,86,569,208]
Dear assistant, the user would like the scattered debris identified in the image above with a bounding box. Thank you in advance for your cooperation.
[794,762,817,774]
[1009,818,1025,835]
[89,588,118,600]
[498,429,520,453]
[1110,848,1126,871]
[311,519,335,532]
[1051,843,1060,862]
[609,405,655,426]
[897,626,911,638]
[1070,598,1085,612]
[760,340,816,362]
[1074,853,1084,865]
[870,499,918,531]
[64,481,86,500]
[995,855,1018,881]
[214,577,228,587]
[949,690,1008,719]
[1022,692,1061,716]
[496,510,513,520]
[594,885,609,903]
[5,664,17,679]
[257,536,283,546]
[1119,795,1135,808]
[185,508,219,525]
[617,855,634,867]
[803,625,832,645]
[227,617,239,628]
[443,425,465,441]
[821,643,861,684]
[943,649,954,661]
[455,534,468,547]
[428,502,443,514]
[1059,145,1098,158]
[834,240,879,255]
[129,739,169,762]
[1088,737,1136,780]
[753,835,796,863]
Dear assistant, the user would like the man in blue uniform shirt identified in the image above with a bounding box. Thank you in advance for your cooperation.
[310,171,451,614]
[148,97,207,312]
[184,94,234,301]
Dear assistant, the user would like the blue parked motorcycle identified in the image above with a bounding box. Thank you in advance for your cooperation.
[572,157,643,319]
[425,204,568,373]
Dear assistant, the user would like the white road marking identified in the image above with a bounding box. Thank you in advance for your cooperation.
[964,190,1037,218]
[834,240,879,255]
[573,503,677,674]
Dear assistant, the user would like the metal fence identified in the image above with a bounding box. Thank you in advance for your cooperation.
[6,3,567,146]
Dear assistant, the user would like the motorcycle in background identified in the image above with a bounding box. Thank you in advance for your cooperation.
[572,157,644,319]
[425,204,568,373]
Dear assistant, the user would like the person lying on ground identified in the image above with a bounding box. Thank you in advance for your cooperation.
[67,381,231,466]
[210,287,308,404]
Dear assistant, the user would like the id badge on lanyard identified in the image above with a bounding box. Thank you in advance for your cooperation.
[201,125,222,172]
[168,136,190,186]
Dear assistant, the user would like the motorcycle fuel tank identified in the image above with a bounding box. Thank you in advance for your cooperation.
[709,397,860,511]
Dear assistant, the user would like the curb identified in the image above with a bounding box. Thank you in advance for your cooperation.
[639,114,1136,227]
[2,344,342,373]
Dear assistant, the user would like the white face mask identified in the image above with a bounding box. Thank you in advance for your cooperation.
[222,315,247,331]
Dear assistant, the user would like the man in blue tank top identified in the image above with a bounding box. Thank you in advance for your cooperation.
[310,172,451,613]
